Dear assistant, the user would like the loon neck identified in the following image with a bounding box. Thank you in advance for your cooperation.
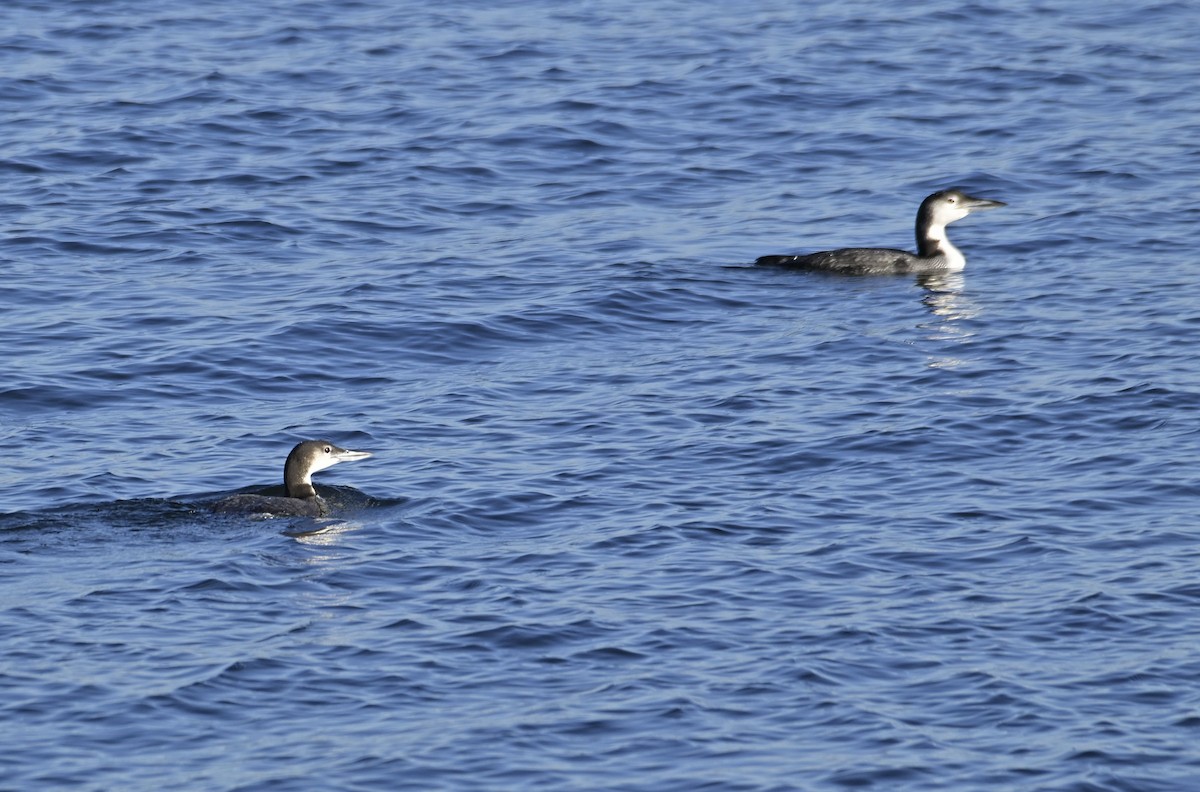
[284,468,318,499]
[917,222,965,271]
[286,480,318,499]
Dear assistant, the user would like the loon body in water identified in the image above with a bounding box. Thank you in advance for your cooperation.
[212,440,373,517]
[755,189,1005,275]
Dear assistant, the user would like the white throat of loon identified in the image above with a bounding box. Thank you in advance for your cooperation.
[916,190,1006,271]
[284,440,373,499]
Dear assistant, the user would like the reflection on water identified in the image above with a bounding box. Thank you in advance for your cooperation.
[918,272,978,369]
[284,519,362,545]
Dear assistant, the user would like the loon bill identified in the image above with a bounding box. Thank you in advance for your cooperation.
[755,189,1006,275]
[211,439,373,517]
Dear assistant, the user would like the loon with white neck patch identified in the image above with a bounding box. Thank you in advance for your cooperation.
[756,189,1006,275]
[212,440,373,517]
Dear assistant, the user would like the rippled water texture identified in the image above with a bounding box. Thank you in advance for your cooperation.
[3,1,1200,789]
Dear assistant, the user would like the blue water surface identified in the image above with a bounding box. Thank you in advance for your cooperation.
[3,0,1200,789]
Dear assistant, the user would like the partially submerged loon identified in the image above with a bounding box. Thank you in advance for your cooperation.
[755,189,1006,275]
[212,440,373,517]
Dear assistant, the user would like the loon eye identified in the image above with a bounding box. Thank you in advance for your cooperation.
[947,195,957,204]
[323,446,332,454]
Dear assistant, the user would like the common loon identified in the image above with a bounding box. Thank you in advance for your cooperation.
[755,189,1006,275]
[211,440,373,517]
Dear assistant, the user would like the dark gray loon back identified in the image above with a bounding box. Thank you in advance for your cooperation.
[211,493,329,517]
[756,248,931,275]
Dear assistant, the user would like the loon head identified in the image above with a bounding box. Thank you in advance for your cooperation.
[915,189,1006,263]
[284,439,373,499]
[920,189,1006,228]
